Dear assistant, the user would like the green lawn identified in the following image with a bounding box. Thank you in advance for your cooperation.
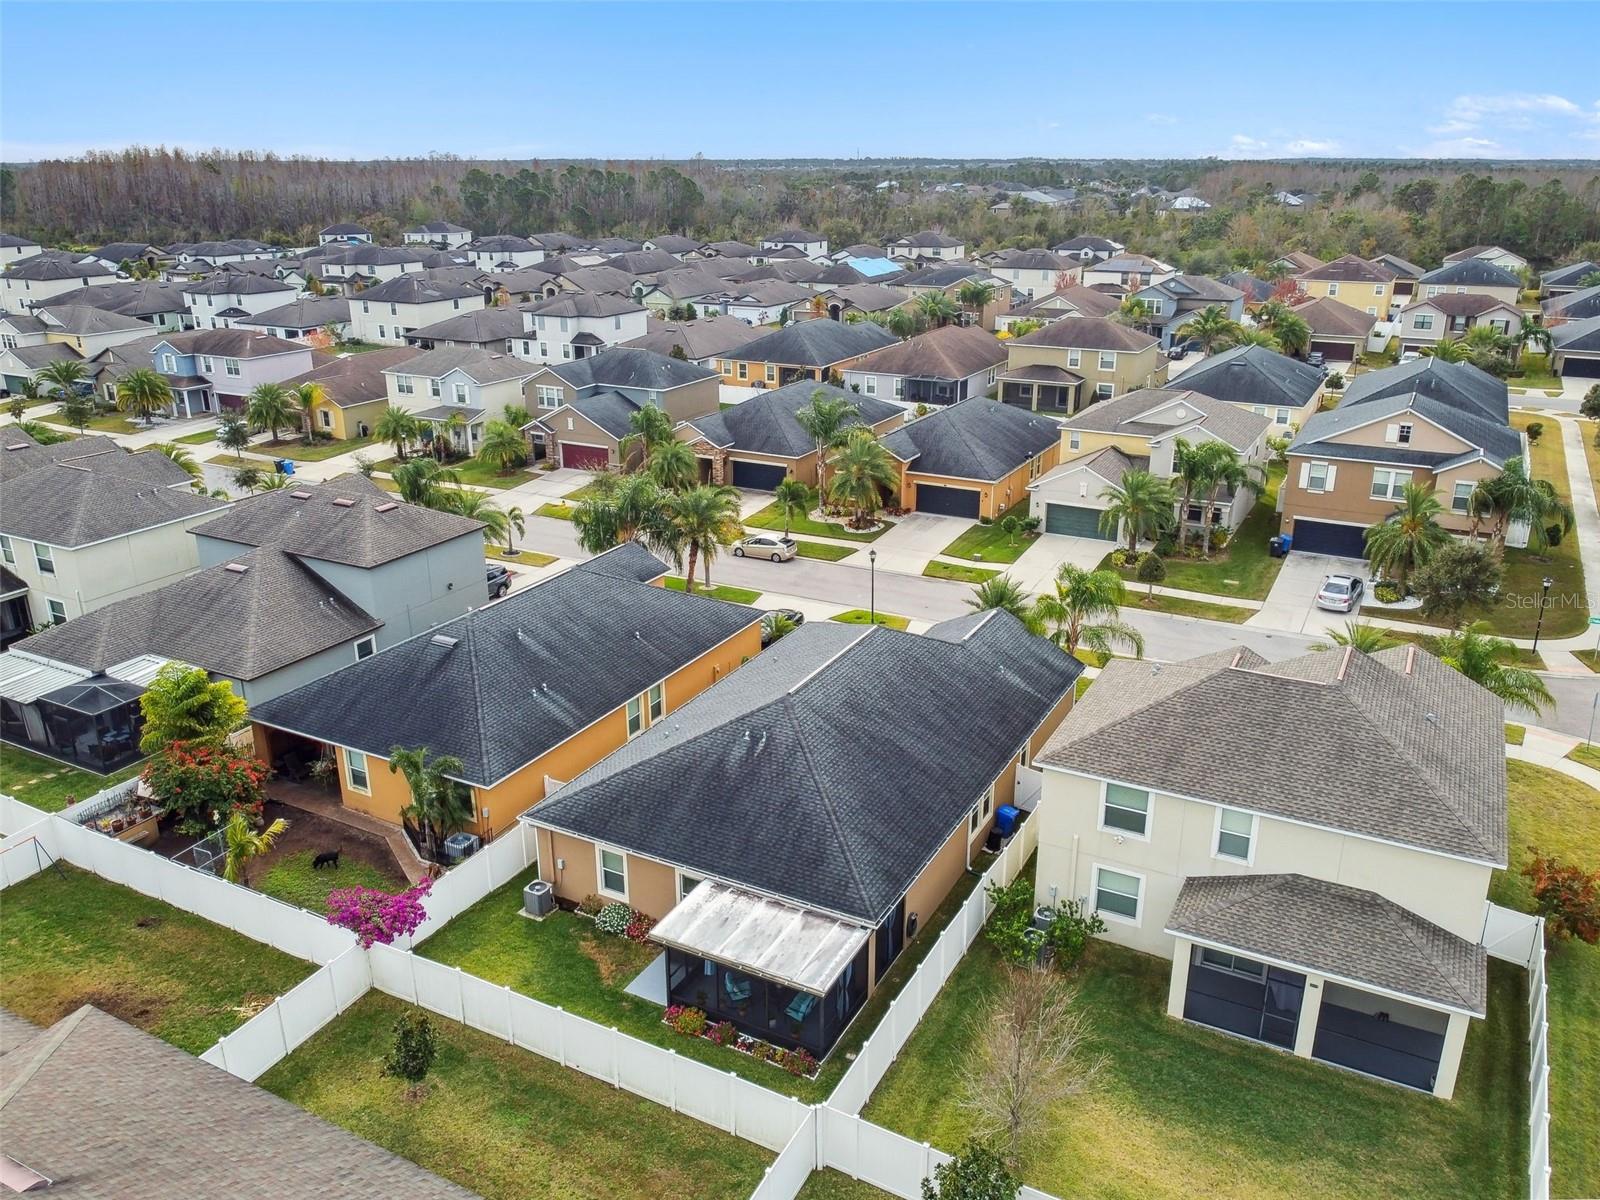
[795,539,858,562]
[1568,743,1600,773]
[562,480,609,501]
[417,861,987,1103]
[1129,594,1253,623]
[0,865,313,1054]
[865,926,1526,1200]
[41,410,141,434]
[1103,465,1286,601]
[255,850,405,912]
[830,609,910,630]
[0,746,143,813]
[1505,724,1525,745]
[537,502,575,520]
[371,454,528,488]
[940,500,1037,564]
[328,339,390,354]
[487,546,557,566]
[923,560,999,584]
[1371,626,1545,669]
[1576,650,1600,673]
[795,1170,896,1199]
[259,434,377,462]
[1075,676,1094,700]
[260,992,770,1200]
[1495,761,1599,1197]
[171,426,220,445]
[663,576,762,604]
[745,503,892,543]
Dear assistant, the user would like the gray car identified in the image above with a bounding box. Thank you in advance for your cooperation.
[1315,573,1364,613]
[733,534,797,562]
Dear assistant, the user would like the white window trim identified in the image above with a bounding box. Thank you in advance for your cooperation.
[626,695,645,739]
[44,596,68,625]
[647,681,665,723]
[0,535,12,566]
[597,844,629,901]
[1212,806,1258,865]
[1092,863,1144,926]
[344,748,371,795]
[1098,779,1152,842]
[675,868,704,902]
[354,635,377,660]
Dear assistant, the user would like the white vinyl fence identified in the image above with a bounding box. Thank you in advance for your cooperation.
[400,821,537,947]
[200,945,372,1081]
[1481,901,1551,1200]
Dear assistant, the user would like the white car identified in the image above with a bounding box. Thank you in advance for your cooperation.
[733,534,797,562]
[1315,573,1365,613]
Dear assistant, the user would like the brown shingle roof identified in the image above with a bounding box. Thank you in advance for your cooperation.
[846,324,1006,380]
[1296,254,1395,284]
[1292,296,1379,338]
[1011,315,1157,353]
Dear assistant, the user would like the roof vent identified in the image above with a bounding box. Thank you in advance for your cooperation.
[332,497,355,508]
[430,634,459,649]
[1425,712,1438,724]
[290,489,312,499]
[224,562,249,573]
[1175,406,1188,418]
[374,501,398,512]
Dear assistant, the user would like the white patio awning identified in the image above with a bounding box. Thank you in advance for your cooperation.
[650,880,871,997]
[0,653,91,705]
[106,655,179,688]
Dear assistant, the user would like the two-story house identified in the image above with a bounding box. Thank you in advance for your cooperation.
[347,275,487,346]
[1415,259,1522,309]
[1,253,117,313]
[38,281,193,334]
[993,285,1121,334]
[761,229,828,260]
[1034,642,1506,1100]
[0,233,43,266]
[463,235,545,271]
[524,347,720,470]
[317,246,429,291]
[1540,260,1600,297]
[987,249,1082,302]
[510,293,650,365]
[840,324,1007,408]
[382,346,539,454]
[180,273,299,329]
[405,221,473,250]
[319,223,372,245]
[1442,244,1528,275]
[235,296,353,344]
[1279,358,1522,558]
[1170,343,1326,429]
[1294,255,1396,316]
[1396,294,1522,355]
[141,329,316,414]
[1000,316,1167,414]
[1129,276,1246,349]
[887,230,967,263]
[1052,236,1124,263]
[1081,254,1176,291]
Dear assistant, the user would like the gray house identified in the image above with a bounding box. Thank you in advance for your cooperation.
[1129,275,1246,348]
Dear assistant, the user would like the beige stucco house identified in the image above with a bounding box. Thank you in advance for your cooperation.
[1001,316,1167,414]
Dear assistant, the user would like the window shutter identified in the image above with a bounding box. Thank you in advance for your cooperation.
[1298,462,1311,489]
[1384,423,1399,443]
[1325,464,1337,489]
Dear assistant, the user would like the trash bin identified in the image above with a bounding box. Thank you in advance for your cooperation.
[274,458,296,475]
[1269,533,1292,558]
[994,804,1021,838]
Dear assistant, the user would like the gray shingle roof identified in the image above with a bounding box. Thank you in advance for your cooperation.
[1541,260,1600,288]
[1173,344,1324,410]
[4,255,114,282]
[15,544,379,679]
[884,398,1061,481]
[523,292,645,318]
[239,295,351,329]
[1296,254,1395,283]
[180,272,295,296]
[358,274,482,304]
[1167,874,1486,1014]
[193,474,483,568]
[527,611,1079,924]
[1012,315,1157,352]
[1542,283,1600,320]
[382,345,536,385]
[577,540,671,583]
[39,280,190,317]
[680,381,901,456]
[1550,314,1600,354]
[1059,387,1269,451]
[733,320,898,368]
[622,316,766,361]
[0,442,223,545]
[1404,292,1517,318]
[1417,259,1521,288]
[252,556,760,787]
[1291,296,1377,338]
[283,347,421,407]
[565,389,641,438]
[1040,644,1508,864]
[0,1006,476,1199]
[547,346,718,392]
[158,328,307,358]
[409,306,524,344]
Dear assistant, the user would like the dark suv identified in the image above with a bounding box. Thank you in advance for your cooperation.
[487,563,511,599]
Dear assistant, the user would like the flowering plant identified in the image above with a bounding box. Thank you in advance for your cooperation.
[142,740,268,834]
[595,901,632,936]
[781,1047,817,1076]
[624,912,656,943]
[664,1005,707,1037]
[706,1020,737,1046]
[326,878,433,948]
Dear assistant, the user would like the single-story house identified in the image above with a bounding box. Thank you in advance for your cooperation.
[882,398,1062,519]
[621,315,767,371]
[1541,260,1599,297]
[1172,343,1326,429]
[840,325,1007,408]
[721,319,900,390]
[1291,296,1378,363]
[292,347,421,440]
[1550,316,1600,379]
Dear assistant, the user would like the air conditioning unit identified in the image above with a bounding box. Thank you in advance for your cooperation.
[442,832,481,863]
[523,879,555,919]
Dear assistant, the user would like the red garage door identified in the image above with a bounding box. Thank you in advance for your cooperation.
[1311,340,1356,361]
[560,443,610,470]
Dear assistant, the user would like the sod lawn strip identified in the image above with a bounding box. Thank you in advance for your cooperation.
[795,539,857,561]
[829,609,910,630]
[745,503,891,542]
[923,560,998,583]
[0,746,143,813]
[663,577,762,604]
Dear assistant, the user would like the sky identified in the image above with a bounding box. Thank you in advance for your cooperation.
[2,1,1598,163]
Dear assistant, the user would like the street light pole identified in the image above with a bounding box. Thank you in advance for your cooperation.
[1532,576,1554,655]
[869,549,878,625]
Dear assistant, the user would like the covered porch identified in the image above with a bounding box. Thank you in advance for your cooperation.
[998,365,1082,414]
[412,404,485,455]
[1164,874,1484,1099]
[0,654,147,774]
[651,880,871,1059]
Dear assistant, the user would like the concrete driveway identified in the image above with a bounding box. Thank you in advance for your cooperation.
[1248,550,1367,635]
[869,511,971,571]
[1009,533,1116,590]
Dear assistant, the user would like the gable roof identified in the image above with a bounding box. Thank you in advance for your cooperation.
[845,324,1006,380]
[622,316,766,361]
[1542,283,1600,320]
[823,283,907,313]
[35,279,190,317]
[1296,254,1395,284]
[1174,343,1324,409]
[526,612,1078,924]
[238,295,351,329]
[1041,644,1507,864]
[732,319,898,368]
[181,272,295,297]
[680,381,901,457]
[523,291,645,318]
[1403,292,1519,318]
[1139,274,1244,304]
[1541,260,1600,288]
[157,328,308,358]
[1443,244,1521,264]
[547,345,718,392]
[1012,315,1157,352]
[251,554,759,787]
[1218,272,1275,303]
[1551,315,1600,354]
[1291,296,1378,338]
[284,347,421,407]
[358,274,482,304]
[884,398,1061,481]
[35,304,150,336]
[1417,258,1521,288]
[1059,387,1270,450]
[380,344,535,385]
[1373,252,1427,279]
[1339,356,1509,423]
[408,306,524,344]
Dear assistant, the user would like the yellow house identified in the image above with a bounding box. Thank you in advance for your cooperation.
[1294,254,1397,318]
[882,397,1063,519]
[249,544,764,842]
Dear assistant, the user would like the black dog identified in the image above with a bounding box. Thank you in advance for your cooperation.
[312,850,341,870]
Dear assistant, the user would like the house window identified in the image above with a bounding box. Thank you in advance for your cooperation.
[378,325,387,340]
[894,378,904,398]
[1093,866,1142,923]
[1069,431,1081,450]
[1098,351,1115,371]
[599,847,628,898]
[46,598,67,625]
[1452,481,1475,513]
[1415,314,1434,331]
[389,303,398,316]
[200,355,214,373]
[1396,423,1412,444]
[648,682,665,723]
[718,360,731,375]
[453,383,468,405]
[0,535,12,566]
[626,695,645,738]
[319,408,332,429]
[345,750,370,794]
[864,375,877,395]
[1199,948,1265,979]
[1101,782,1150,837]
[362,301,370,313]
[737,362,748,380]
[539,343,549,358]
[678,871,703,901]
[1327,282,1340,297]
[224,358,240,377]
[1067,350,1080,369]
[764,364,776,383]
[397,374,414,395]
[1215,807,1255,862]
[559,317,570,333]
[1370,468,1412,500]
[537,385,562,409]
[1305,461,1330,493]
[33,543,54,575]
[561,344,572,360]
[1094,383,1114,400]
[162,353,176,372]
[430,379,442,398]
[354,636,376,660]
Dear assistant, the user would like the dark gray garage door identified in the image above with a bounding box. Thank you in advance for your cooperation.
[1044,502,1114,539]
[731,459,788,490]
[1290,519,1367,558]
[915,483,980,518]
[1559,356,1600,378]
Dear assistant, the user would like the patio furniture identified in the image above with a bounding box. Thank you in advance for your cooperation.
[785,992,816,1024]
[723,974,752,1010]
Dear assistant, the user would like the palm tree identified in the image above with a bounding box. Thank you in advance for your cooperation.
[1193,443,1264,557]
[772,478,812,535]
[966,575,1044,635]
[38,359,88,402]
[115,368,171,426]
[619,404,674,468]
[1431,623,1553,715]
[245,382,297,442]
[1423,337,1468,363]
[572,472,675,555]
[826,429,897,528]
[1268,311,1311,357]
[1032,563,1145,658]
[375,406,421,462]
[1475,455,1575,553]
[914,291,960,329]
[391,457,458,508]
[448,489,509,543]
[647,438,698,492]
[1175,305,1241,355]
[1170,438,1208,551]
[256,473,291,491]
[1311,620,1399,652]
[218,413,252,459]
[668,484,742,592]
[291,381,326,444]
[884,306,922,338]
[1516,314,1552,363]
[221,810,288,888]
[478,419,528,474]
[1363,483,1449,589]
[152,443,202,482]
[501,504,526,554]
[955,280,996,325]
[1225,327,1281,350]
[1098,470,1177,554]
[795,391,859,501]
[388,746,474,860]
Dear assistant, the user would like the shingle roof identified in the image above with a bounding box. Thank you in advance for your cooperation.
[1292,296,1378,339]
[557,265,639,295]
[1306,358,1517,467]
[15,544,379,679]
[895,263,996,289]
[157,328,307,358]
[991,248,1076,272]
[4,255,113,282]
[523,292,645,318]
[409,306,524,344]
[646,234,700,254]
[180,272,295,297]
[1542,283,1600,320]
[381,344,536,384]
[1059,387,1270,450]
[1417,259,1521,288]
[577,540,671,583]
[1167,874,1487,1014]
[1296,254,1395,284]
[1374,253,1427,279]
[236,295,351,329]
[1011,285,1121,319]
[644,266,731,299]
[0,442,222,545]
[4,342,82,370]
[884,398,1061,480]
[1175,343,1324,410]
[891,230,964,249]
[1541,260,1600,288]
[35,304,150,336]
[1142,274,1244,304]
[846,324,1006,381]
[358,274,483,305]
[1012,315,1158,353]
[252,555,760,787]
[409,220,471,235]
[622,316,766,360]
[547,345,718,392]
[1551,314,1600,354]
[1032,444,1145,490]
[36,280,190,317]
[0,1006,476,1199]
[284,347,422,407]
[564,389,641,438]
[467,234,538,253]
[765,228,823,243]
[731,319,898,367]
[1404,292,1517,318]
[681,382,901,456]
[1218,272,1275,303]
[321,222,371,235]
[823,284,907,313]
[527,612,1078,923]
[1040,644,1508,864]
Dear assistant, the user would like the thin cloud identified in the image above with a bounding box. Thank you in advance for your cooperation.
[1144,113,1178,127]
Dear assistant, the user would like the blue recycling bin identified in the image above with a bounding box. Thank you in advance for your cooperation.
[1269,533,1292,558]
[994,804,1021,838]
[274,458,296,475]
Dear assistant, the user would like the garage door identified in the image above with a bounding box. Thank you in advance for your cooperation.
[1044,502,1114,539]
[1311,340,1356,361]
[1290,518,1367,559]
[915,483,980,518]
[731,459,788,490]
[1559,356,1600,378]
[560,443,610,470]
